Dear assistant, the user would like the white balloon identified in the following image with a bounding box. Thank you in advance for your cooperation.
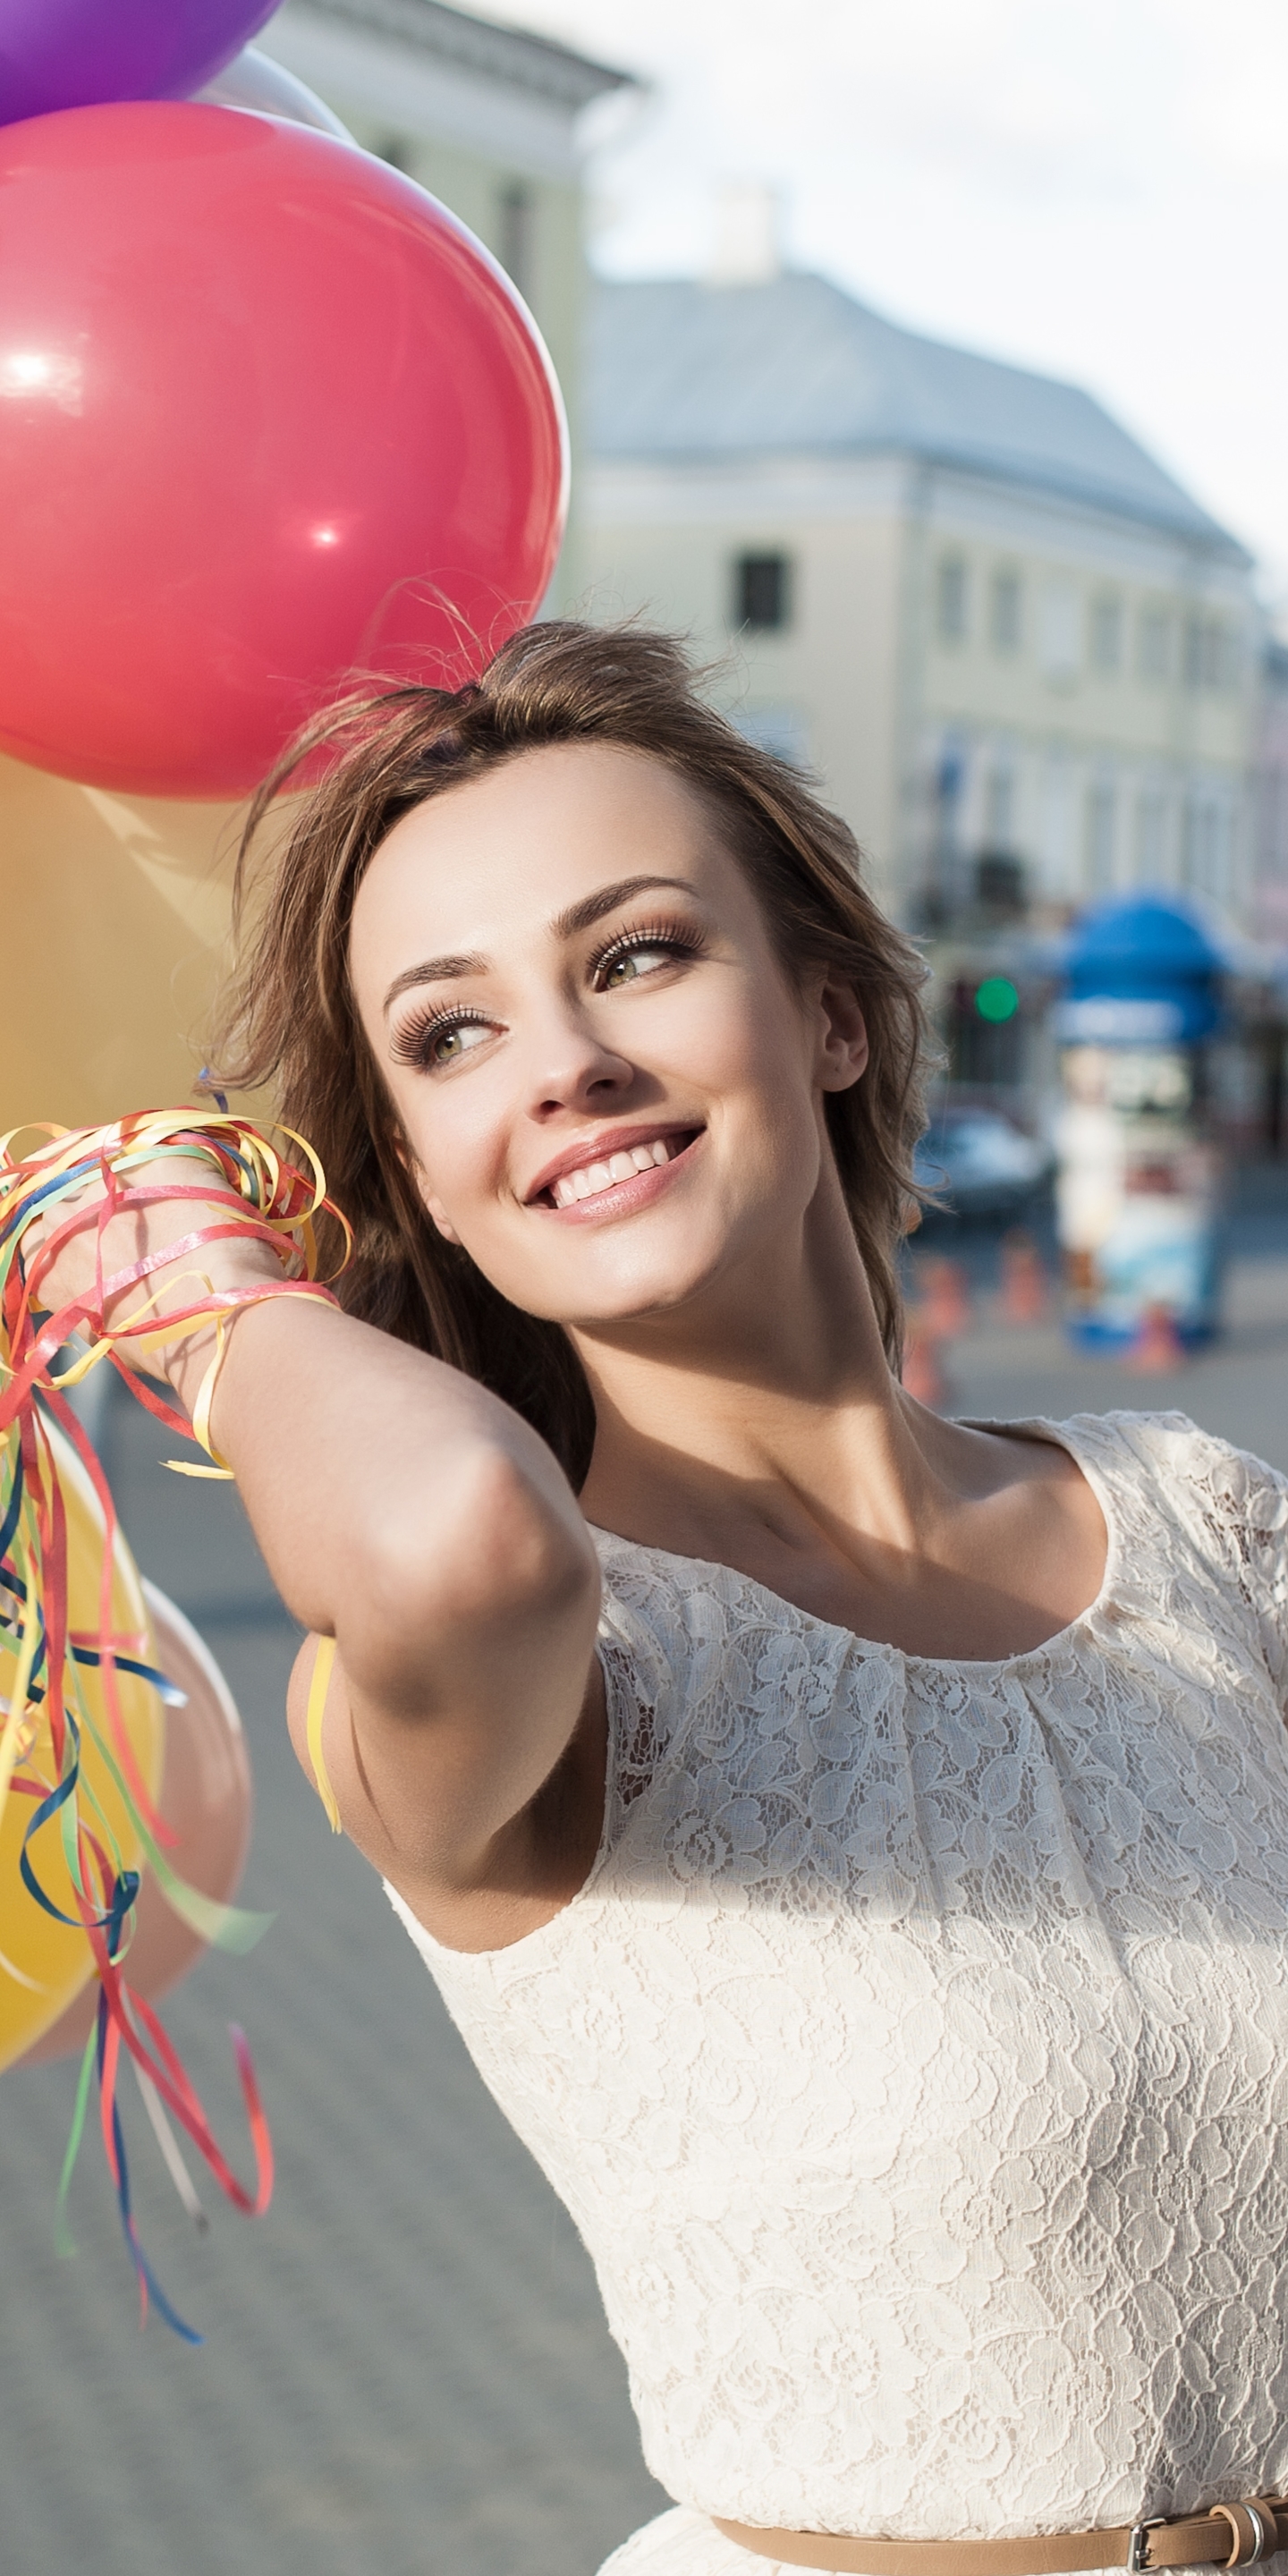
[196,46,355,143]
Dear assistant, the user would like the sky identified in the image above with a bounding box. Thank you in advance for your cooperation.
[496,0,1288,610]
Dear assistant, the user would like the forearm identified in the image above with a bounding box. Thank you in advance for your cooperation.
[26,1136,596,1710]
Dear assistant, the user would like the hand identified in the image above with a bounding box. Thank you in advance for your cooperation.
[22,1145,287,1403]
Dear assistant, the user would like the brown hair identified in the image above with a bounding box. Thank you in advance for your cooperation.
[217,620,932,1487]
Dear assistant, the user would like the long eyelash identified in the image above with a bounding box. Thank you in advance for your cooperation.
[390,1003,489,1069]
[589,918,704,980]
[390,919,700,1065]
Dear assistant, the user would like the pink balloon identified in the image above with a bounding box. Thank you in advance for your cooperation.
[20,1588,252,2063]
[0,104,569,796]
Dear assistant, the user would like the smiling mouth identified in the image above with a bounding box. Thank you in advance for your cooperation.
[535,1130,701,1211]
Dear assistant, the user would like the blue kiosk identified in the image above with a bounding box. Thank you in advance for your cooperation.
[1054,894,1224,1350]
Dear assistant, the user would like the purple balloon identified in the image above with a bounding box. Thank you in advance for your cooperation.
[0,1,280,126]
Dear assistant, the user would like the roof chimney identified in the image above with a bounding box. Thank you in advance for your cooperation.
[708,182,782,285]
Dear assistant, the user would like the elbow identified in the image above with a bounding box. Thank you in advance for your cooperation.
[346,1440,598,1690]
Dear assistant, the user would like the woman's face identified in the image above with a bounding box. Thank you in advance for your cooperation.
[348,742,867,1334]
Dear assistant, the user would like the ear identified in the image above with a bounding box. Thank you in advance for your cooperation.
[423,1192,462,1246]
[815,975,869,1094]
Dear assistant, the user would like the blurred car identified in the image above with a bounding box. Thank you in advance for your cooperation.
[914,1107,1054,1220]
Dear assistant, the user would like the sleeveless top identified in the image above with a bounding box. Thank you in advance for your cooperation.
[386,1413,1288,2576]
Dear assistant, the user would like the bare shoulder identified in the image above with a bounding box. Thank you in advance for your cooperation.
[936,1412,1101,1505]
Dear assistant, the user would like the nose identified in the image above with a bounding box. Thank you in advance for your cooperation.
[520,995,634,1123]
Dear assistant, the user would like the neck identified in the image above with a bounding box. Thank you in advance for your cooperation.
[572,1176,953,1566]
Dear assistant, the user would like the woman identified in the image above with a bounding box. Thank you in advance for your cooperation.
[45,623,1288,2575]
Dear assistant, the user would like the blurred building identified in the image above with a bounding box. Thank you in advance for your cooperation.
[582,257,1260,931]
[260,0,634,598]
[1255,640,1288,941]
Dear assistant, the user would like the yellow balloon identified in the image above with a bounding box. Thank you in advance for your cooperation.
[0,1419,164,2071]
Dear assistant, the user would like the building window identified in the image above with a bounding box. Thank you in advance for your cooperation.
[936,555,968,641]
[983,767,1015,848]
[734,552,792,631]
[1182,793,1232,895]
[1183,614,1234,692]
[989,567,1021,653]
[1138,605,1171,682]
[1135,791,1166,883]
[1086,782,1117,890]
[498,182,535,303]
[975,853,1026,917]
[1089,592,1123,673]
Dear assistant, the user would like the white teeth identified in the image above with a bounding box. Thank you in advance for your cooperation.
[547,1135,682,1208]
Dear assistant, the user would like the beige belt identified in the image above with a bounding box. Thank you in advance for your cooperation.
[714,2498,1288,2576]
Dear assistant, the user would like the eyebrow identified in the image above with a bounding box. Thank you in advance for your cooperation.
[380,875,701,1017]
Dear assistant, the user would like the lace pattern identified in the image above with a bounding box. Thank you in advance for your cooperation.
[385,1414,1288,2574]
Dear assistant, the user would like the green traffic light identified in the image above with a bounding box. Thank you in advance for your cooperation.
[975,976,1019,1023]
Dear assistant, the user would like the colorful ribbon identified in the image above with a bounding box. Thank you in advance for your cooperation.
[0,1110,351,2336]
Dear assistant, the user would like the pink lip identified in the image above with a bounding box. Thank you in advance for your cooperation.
[523,1122,701,1206]
[526,1127,703,1223]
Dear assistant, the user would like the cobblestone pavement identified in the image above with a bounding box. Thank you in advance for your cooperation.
[4,1239,1288,2576]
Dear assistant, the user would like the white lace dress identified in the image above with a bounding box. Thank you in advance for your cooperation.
[386,1413,1288,2576]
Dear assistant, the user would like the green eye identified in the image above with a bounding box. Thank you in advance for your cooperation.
[404,1013,491,1070]
[601,941,671,988]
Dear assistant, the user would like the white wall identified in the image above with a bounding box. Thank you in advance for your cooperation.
[582,447,1258,923]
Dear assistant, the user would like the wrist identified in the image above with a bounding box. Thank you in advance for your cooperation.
[168,1280,342,1465]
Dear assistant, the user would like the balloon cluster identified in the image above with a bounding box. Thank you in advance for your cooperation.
[0,3,569,795]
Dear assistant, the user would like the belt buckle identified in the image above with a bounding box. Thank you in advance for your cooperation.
[1129,2520,1165,2573]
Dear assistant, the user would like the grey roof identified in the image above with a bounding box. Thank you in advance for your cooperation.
[587,273,1248,557]
[290,0,633,109]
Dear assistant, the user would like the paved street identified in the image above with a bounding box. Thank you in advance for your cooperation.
[4,1211,1288,2576]
[944,1244,1288,1476]
[3,1390,667,2576]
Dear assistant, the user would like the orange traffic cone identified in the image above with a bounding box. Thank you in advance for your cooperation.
[902,1315,948,1408]
[999,1232,1048,1326]
[919,1257,971,1341]
[1124,1302,1186,1374]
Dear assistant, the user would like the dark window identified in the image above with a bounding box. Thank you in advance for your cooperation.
[936,555,969,641]
[1089,592,1123,672]
[734,553,792,631]
[1182,614,1230,691]
[990,567,1021,652]
[975,853,1026,916]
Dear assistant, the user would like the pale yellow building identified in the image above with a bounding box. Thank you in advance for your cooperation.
[582,269,1260,929]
